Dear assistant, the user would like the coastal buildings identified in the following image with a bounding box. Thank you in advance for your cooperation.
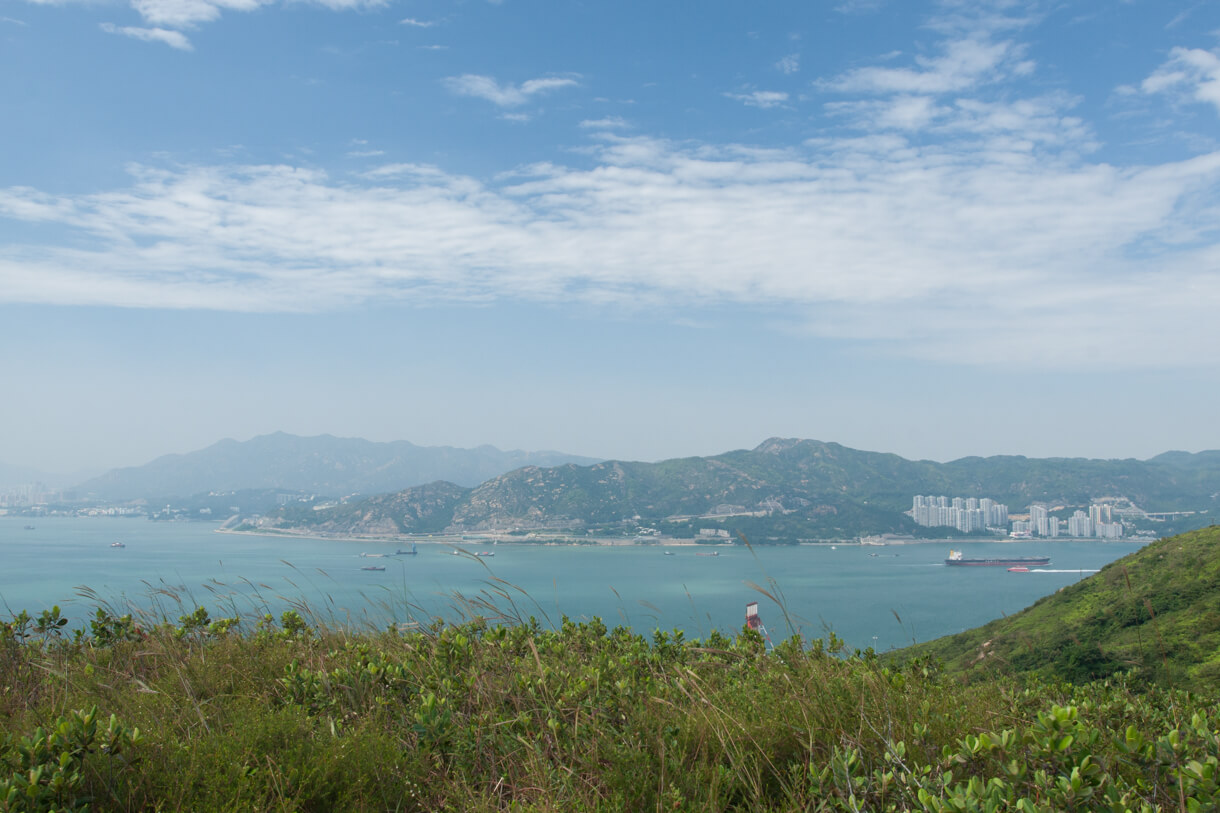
[912,495,1125,538]
[1051,503,1123,538]
[911,495,1008,532]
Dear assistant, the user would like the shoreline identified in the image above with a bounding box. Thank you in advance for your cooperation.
[214,526,858,547]
[213,526,1134,547]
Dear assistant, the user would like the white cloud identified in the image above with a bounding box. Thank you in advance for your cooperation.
[776,54,800,75]
[725,90,789,109]
[443,74,580,107]
[824,36,1022,95]
[347,149,385,157]
[3,133,1220,369]
[579,116,631,129]
[1142,46,1220,114]
[130,0,258,28]
[99,22,193,49]
[50,0,392,33]
[835,0,883,14]
[828,91,1093,149]
[399,17,434,27]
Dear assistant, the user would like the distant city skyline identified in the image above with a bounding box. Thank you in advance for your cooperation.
[2,1,1219,473]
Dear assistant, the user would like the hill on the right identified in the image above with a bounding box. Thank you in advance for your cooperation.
[898,525,1220,691]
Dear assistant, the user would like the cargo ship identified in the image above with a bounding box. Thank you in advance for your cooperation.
[945,549,1050,567]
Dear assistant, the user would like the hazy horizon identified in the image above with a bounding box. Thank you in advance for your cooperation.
[3,1,1219,475]
[3,429,1218,485]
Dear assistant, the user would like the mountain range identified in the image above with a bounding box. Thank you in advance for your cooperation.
[73,432,602,501]
[259,438,1220,539]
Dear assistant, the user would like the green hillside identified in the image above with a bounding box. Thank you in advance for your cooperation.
[899,525,1220,689]
[271,481,470,535]
[256,439,1220,540]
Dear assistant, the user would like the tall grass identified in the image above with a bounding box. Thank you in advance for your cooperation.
[3,579,1220,811]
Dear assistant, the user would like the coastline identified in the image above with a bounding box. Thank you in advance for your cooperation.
[215,524,1142,547]
[214,526,726,546]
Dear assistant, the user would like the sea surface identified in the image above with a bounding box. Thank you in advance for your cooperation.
[0,517,1149,651]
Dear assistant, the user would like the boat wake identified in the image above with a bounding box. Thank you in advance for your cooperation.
[1028,569,1099,574]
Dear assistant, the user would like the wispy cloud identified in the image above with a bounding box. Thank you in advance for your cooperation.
[34,0,389,35]
[776,54,800,75]
[130,0,266,29]
[816,2,1053,144]
[443,74,580,107]
[835,0,883,14]
[1142,46,1220,114]
[3,130,1219,369]
[579,116,631,129]
[824,36,1023,95]
[99,21,192,50]
[725,90,789,109]
[399,16,434,27]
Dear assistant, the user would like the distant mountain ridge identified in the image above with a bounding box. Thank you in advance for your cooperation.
[75,433,602,501]
[261,438,1220,538]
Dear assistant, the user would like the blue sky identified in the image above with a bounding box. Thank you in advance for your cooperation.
[2,0,1219,474]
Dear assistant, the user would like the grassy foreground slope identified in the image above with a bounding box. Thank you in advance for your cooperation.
[901,526,1220,689]
[3,600,1220,808]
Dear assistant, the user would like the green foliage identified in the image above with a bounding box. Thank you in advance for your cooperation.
[899,526,1220,691]
[0,707,142,812]
[0,598,1217,810]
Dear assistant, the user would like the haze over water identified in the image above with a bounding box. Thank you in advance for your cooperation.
[1,517,1148,651]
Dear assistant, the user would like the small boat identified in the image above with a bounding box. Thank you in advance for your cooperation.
[396,542,418,555]
[360,565,386,571]
[1007,566,1030,572]
[695,551,719,557]
[663,551,675,556]
[110,541,126,548]
[475,551,495,557]
[23,525,35,530]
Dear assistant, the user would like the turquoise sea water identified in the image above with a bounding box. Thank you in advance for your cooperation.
[0,517,1148,651]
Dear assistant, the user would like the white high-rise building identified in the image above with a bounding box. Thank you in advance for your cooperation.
[1029,504,1050,536]
[993,504,1008,527]
[1068,510,1093,537]
[911,494,1010,532]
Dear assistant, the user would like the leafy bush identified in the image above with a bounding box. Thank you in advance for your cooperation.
[1,599,1219,810]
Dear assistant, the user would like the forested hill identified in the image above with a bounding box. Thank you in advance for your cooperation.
[897,526,1220,691]
[258,438,1220,538]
